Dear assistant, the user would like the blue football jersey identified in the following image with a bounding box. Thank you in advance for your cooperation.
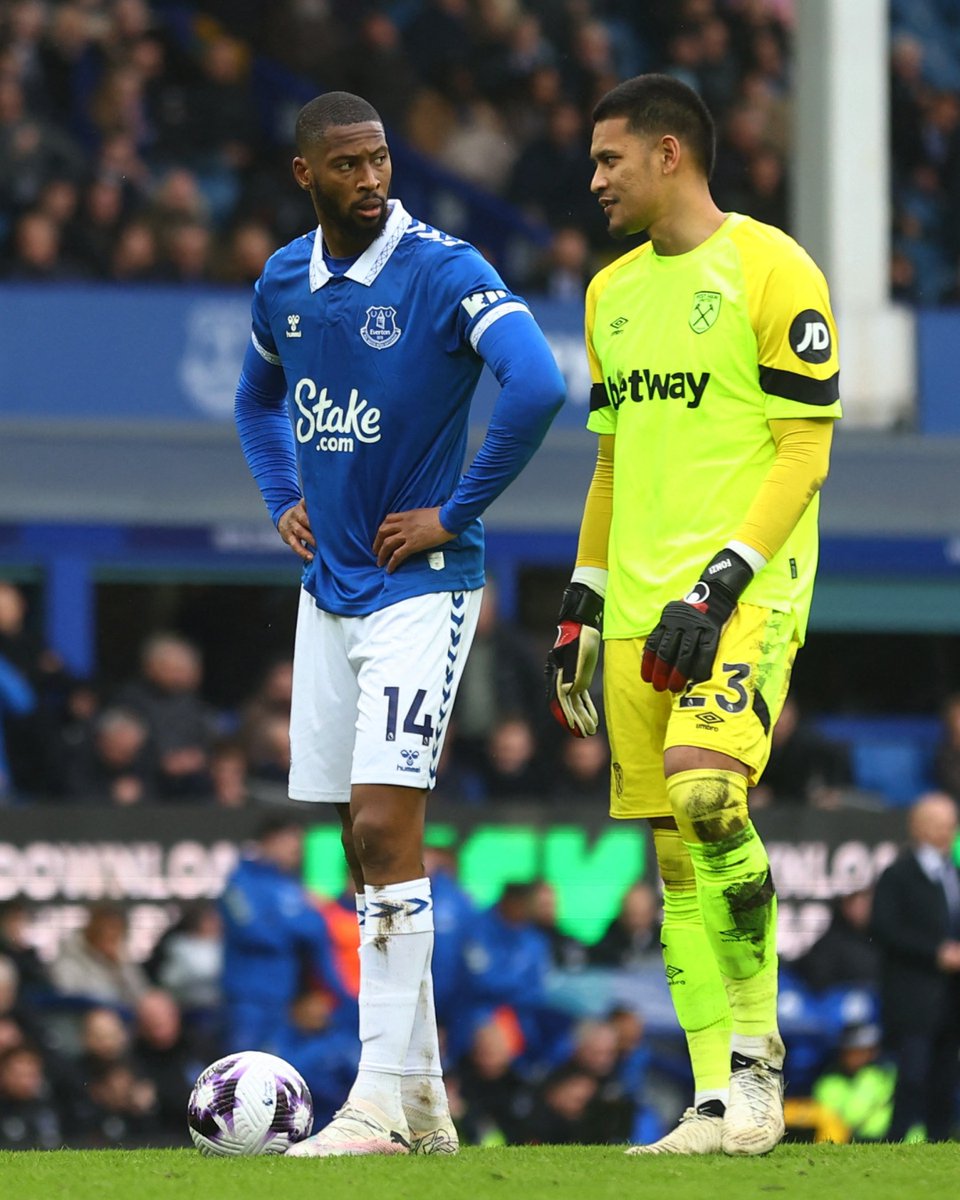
[250,200,533,616]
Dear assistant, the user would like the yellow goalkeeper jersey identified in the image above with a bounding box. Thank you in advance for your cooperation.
[585,212,841,642]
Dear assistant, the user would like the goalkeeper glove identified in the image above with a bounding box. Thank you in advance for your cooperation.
[546,582,603,737]
[641,548,753,693]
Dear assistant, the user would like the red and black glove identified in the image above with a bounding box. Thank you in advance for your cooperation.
[545,583,603,736]
[641,548,753,693]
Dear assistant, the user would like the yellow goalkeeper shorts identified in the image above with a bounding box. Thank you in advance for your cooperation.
[603,602,799,820]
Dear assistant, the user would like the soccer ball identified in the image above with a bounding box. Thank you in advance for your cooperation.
[187,1051,314,1156]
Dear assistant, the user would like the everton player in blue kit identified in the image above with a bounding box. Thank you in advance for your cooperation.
[234,92,565,1156]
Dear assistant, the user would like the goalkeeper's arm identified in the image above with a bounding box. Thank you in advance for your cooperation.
[546,434,613,735]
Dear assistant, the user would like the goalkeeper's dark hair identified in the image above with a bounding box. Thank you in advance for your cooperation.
[593,74,716,179]
[296,92,383,153]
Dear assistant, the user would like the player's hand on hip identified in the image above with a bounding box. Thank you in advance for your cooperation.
[545,583,603,737]
[373,507,454,574]
[277,500,315,563]
[641,548,753,693]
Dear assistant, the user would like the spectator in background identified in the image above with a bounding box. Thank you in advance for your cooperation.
[76,1006,135,1083]
[216,219,274,285]
[452,579,545,772]
[71,177,127,277]
[114,633,220,800]
[219,815,353,1054]
[5,208,81,280]
[482,715,547,801]
[132,989,201,1141]
[82,1060,160,1147]
[561,1016,635,1142]
[455,1016,534,1146]
[462,882,566,1067]
[0,582,50,798]
[871,792,960,1142]
[208,739,250,808]
[160,217,214,282]
[933,692,960,804]
[529,880,589,972]
[527,225,593,301]
[48,902,150,1008]
[109,218,160,281]
[811,1022,895,1143]
[145,901,223,1015]
[273,990,361,1126]
[0,649,34,802]
[238,658,292,777]
[0,901,52,999]
[589,882,661,970]
[0,1044,62,1149]
[749,695,853,809]
[553,731,610,806]
[792,885,880,995]
[516,1063,600,1144]
[62,706,155,805]
[422,842,476,1031]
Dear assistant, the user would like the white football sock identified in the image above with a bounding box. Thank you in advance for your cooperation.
[401,934,448,1125]
[348,878,434,1125]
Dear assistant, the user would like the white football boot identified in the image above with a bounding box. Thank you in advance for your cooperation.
[721,1044,786,1155]
[625,1104,724,1155]
[285,1098,410,1157]
[408,1113,460,1155]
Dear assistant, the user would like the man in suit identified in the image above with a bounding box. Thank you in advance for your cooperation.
[871,791,960,1141]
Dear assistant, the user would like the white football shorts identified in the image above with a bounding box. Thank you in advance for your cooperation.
[288,586,483,802]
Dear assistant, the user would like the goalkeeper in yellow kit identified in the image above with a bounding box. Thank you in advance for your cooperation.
[546,75,841,1156]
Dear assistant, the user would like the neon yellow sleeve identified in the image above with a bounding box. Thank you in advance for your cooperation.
[732,418,833,561]
[575,434,615,569]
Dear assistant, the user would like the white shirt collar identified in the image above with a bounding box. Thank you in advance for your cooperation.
[916,842,951,882]
[308,198,411,292]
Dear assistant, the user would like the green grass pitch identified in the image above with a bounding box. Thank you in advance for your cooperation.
[2,1143,960,1200]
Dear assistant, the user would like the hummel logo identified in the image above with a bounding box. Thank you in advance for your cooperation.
[286,313,302,338]
[610,316,629,334]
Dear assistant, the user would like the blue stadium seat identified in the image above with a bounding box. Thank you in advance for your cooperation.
[815,716,939,807]
[851,742,931,807]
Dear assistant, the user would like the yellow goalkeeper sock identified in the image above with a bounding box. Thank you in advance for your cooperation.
[653,825,732,1097]
[668,770,780,1040]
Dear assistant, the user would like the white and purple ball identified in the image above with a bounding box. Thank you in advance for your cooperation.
[187,1051,314,1156]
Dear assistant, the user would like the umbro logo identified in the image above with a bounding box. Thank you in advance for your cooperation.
[610,316,629,334]
[697,712,725,725]
[665,964,685,985]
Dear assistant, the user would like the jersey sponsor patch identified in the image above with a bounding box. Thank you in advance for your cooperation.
[789,309,832,363]
[361,305,402,350]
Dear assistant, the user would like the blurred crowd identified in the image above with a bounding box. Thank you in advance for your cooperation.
[0,579,617,807]
[890,0,960,303]
[5,576,960,811]
[4,789,960,1150]
[0,0,794,290]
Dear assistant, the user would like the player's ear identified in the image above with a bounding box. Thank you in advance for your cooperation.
[660,134,681,175]
[292,156,311,191]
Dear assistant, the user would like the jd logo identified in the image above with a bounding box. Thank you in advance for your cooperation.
[789,309,832,363]
[689,290,721,333]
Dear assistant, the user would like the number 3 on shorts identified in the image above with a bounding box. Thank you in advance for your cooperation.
[383,686,436,745]
[679,661,751,713]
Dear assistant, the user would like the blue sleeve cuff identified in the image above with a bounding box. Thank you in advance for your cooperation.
[234,339,301,527]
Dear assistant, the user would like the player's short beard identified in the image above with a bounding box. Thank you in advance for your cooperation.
[310,180,388,246]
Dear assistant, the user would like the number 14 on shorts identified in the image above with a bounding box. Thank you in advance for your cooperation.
[383,686,435,745]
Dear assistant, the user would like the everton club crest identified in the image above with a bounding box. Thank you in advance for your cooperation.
[360,306,402,350]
